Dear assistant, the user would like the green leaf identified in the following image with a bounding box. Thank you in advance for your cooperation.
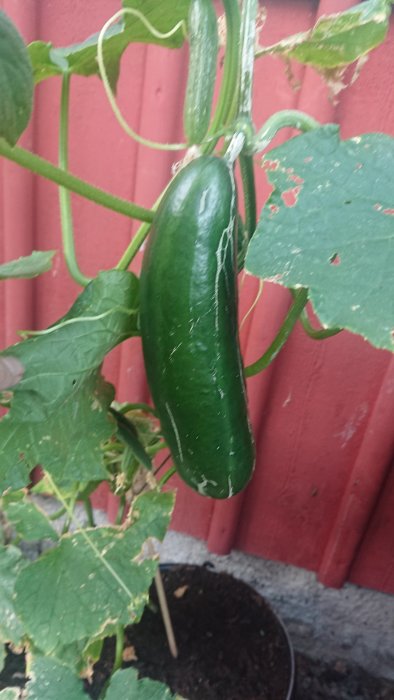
[25,655,88,700]
[14,492,174,654]
[258,0,391,69]
[0,546,26,645]
[0,270,139,491]
[1,491,58,542]
[0,689,21,699]
[0,251,55,280]
[0,11,33,145]
[28,1,189,90]
[28,22,128,91]
[122,0,189,48]
[0,643,6,673]
[105,668,178,700]
[245,126,394,351]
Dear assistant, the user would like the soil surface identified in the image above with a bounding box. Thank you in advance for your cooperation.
[1,563,393,699]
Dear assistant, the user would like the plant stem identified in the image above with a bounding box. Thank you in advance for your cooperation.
[116,402,158,417]
[245,288,308,377]
[297,306,342,340]
[238,0,258,117]
[251,110,320,154]
[83,497,95,528]
[155,569,178,658]
[48,506,67,521]
[239,152,257,238]
[59,74,90,286]
[203,0,241,154]
[158,467,176,488]
[0,138,154,223]
[116,191,164,270]
[115,220,151,271]
[113,625,125,673]
[115,495,126,526]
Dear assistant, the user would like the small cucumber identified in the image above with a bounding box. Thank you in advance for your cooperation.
[183,0,219,145]
[140,156,255,498]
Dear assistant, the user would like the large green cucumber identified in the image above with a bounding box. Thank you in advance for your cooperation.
[140,156,255,498]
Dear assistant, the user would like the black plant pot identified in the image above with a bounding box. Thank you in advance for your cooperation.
[123,563,296,700]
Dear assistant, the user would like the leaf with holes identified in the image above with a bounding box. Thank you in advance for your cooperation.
[0,11,33,145]
[104,668,180,700]
[0,270,139,491]
[245,125,394,351]
[14,492,174,655]
[257,0,391,69]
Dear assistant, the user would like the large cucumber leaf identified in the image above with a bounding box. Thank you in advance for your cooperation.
[14,492,174,655]
[29,0,189,89]
[245,126,394,352]
[0,271,139,492]
[0,11,33,145]
[257,0,391,69]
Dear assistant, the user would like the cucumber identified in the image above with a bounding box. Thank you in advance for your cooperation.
[183,0,219,145]
[140,156,255,498]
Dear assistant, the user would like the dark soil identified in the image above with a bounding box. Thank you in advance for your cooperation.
[111,564,293,700]
[1,563,393,699]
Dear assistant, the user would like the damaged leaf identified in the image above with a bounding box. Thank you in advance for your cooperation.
[256,0,391,70]
[14,492,174,655]
[245,125,394,351]
[25,655,87,700]
[0,270,139,491]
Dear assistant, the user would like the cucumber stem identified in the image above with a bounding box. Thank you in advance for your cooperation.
[59,74,90,287]
[0,139,154,223]
[251,110,320,154]
[239,152,257,239]
[245,288,308,377]
[113,625,125,673]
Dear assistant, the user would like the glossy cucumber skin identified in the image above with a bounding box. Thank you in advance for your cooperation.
[140,156,255,498]
[183,0,218,145]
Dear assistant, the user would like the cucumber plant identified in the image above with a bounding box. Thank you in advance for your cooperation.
[0,0,393,698]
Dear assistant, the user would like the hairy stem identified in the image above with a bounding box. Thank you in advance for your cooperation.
[59,74,90,286]
[251,110,320,154]
[245,288,308,377]
[0,139,154,223]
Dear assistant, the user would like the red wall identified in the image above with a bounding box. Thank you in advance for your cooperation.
[1,0,393,594]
